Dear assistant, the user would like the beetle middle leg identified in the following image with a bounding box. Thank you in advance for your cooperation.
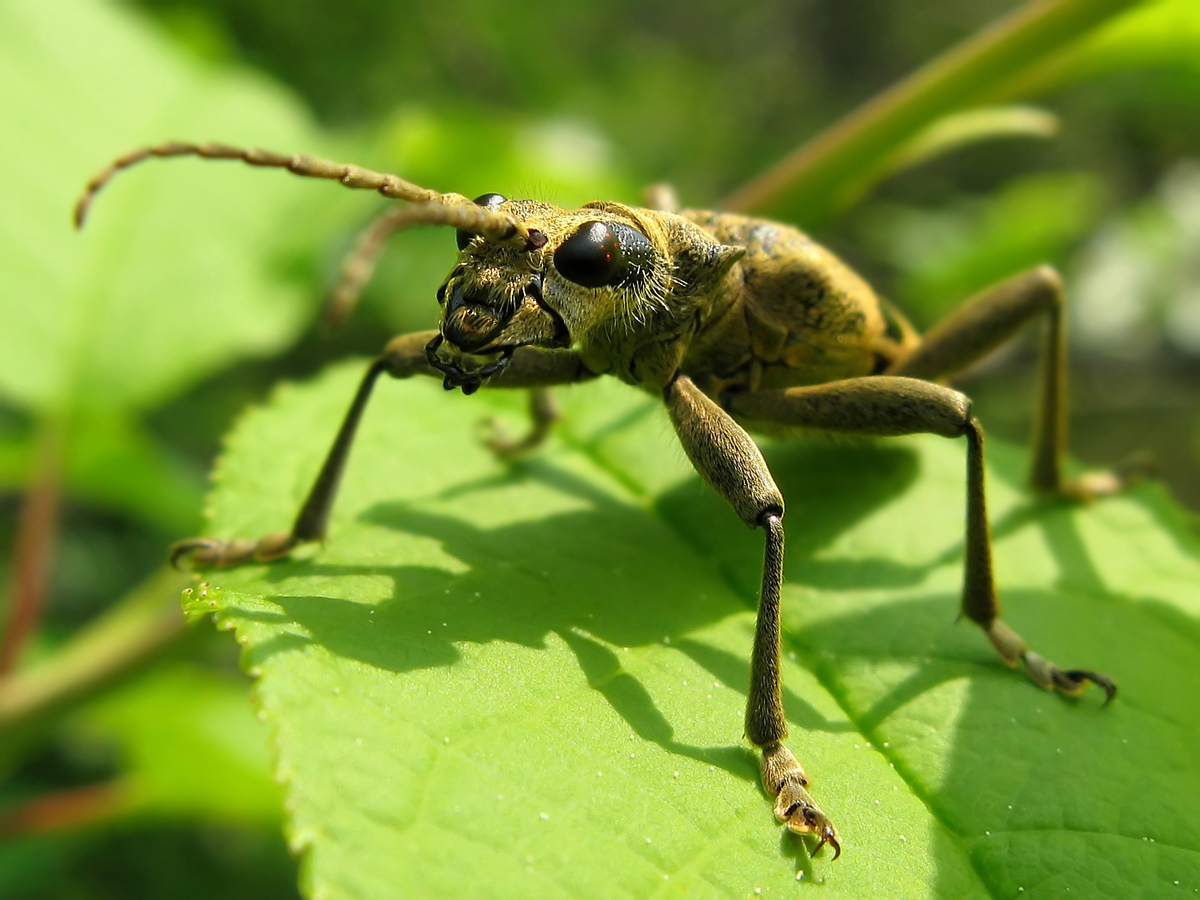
[885,266,1137,500]
[730,376,1116,702]
[171,332,596,569]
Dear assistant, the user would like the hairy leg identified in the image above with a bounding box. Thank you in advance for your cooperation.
[665,375,839,857]
[886,266,1136,500]
[172,333,595,568]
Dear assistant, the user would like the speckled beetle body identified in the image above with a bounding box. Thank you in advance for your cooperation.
[76,142,1126,860]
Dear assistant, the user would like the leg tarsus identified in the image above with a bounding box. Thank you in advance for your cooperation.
[481,386,560,458]
[1057,668,1118,705]
[1046,450,1157,503]
[985,619,1116,704]
[642,183,680,212]
[170,531,298,570]
[761,743,840,859]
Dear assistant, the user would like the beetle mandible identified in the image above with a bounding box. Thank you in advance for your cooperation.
[76,141,1126,859]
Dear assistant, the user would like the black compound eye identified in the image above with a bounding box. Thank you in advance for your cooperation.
[456,193,508,251]
[554,220,650,288]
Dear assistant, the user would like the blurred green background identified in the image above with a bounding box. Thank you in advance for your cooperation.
[1,0,1197,896]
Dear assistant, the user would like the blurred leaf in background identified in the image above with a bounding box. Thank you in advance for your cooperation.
[0,0,358,608]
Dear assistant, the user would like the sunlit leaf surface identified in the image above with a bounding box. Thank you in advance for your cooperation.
[189,364,1200,899]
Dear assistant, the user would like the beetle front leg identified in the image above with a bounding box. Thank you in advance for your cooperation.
[480,386,561,458]
[665,375,840,858]
[479,352,601,458]
[885,266,1138,501]
[171,330,439,568]
[172,334,596,569]
[730,377,1116,703]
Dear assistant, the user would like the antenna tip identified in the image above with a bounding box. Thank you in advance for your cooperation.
[73,196,90,230]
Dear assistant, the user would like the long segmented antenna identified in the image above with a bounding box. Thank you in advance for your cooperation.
[73,141,533,247]
[324,207,405,328]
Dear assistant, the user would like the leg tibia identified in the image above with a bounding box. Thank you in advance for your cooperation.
[746,514,787,746]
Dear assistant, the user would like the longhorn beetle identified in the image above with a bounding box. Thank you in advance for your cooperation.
[76,141,1126,859]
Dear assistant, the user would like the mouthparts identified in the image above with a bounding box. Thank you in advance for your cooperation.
[424,334,513,395]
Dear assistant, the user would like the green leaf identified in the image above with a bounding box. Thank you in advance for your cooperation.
[722,0,1142,221]
[862,172,1105,325]
[75,664,283,823]
[0,0,348,417]
[852,106,1059,201]
[1005,0,1200,96]
[189,363,1200,899]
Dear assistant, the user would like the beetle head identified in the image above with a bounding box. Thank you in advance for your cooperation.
[431,195,743,392]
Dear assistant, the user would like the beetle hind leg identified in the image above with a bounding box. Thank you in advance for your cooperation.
[887,266,1148,502]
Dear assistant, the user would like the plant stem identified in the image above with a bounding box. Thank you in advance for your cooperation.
[0,780,135,838]
[0,423,63,676]
[721,0,1144,222]
[0,566,191,733]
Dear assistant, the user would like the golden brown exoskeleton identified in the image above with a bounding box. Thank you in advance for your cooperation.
[76,143,1126,860]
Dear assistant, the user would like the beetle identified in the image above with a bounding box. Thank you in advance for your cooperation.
[76,141,1126,859]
